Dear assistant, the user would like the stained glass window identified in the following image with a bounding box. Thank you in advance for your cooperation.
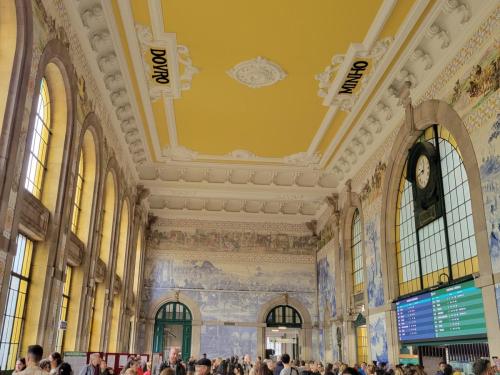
[0,235,34,370]
[396,125,477,296]
[71,151,84,234]
[351,209,364,294]
[25,78,51,199]
[55,266,72,353]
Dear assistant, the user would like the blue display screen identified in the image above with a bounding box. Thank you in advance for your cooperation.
[396,280,487,343]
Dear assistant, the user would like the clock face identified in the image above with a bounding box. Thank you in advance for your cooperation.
[415,154,431,189]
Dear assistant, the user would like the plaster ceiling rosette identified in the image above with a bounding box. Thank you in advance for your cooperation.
[227,56,287,88]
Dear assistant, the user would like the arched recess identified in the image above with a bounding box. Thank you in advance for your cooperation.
[257,296,313,361]
[64,116,100,351]
[0,0,32,175]
[89,169,117,351]
[21,38,77,354]
[108,198,130,352]
[129,227,144,352]
[380,99,496,359]
[146,292,202,358]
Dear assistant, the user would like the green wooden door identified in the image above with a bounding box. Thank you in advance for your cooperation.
[153,302,192,362]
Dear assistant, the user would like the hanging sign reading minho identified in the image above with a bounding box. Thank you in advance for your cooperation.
[396,280,487,343]
[338,60,369,95]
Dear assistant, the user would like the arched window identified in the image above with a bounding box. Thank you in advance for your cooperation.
[0,0,17,133]
[71,150,84,234]
[0,235,33,370]
[396,125,477,296]
[0,76,54,370]
[266,305,302,328]
[351,209,363,294]
[89,171,116,351]
[109,200,129,351]
[25,78,51,199]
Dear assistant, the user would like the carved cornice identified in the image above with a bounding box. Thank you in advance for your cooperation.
[67,232,85,267]
[18,190,50,241]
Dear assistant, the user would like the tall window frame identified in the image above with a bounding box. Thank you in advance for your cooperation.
[25,78,51,199]
[71,150,84,234]
[351,209,364,294]
[55,265,72,353]
[396,125,478,296]
[0,235,34,370]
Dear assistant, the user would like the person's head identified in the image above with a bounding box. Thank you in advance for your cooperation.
[90,353,101,367]
[265,360,276,371]
[326,364,333,373]
[160,369,175,375]
[100,360,108,369]
[367,365,376,375]
[49,353,63,368]
[342,368,359,375]
[281,355,291,366]
[473,359,491,375]
[59,363,73,375]
[26,345,44,365]
[244,356,251,364]
[361,364,367,371]
[40,359,51,373]
[439,363,446,373]
[301,361,306,367]
[15,358,26,372]
[442,365,453,375]
[196,358,212,375]
[125,369,138,375]
[169,348,181,364]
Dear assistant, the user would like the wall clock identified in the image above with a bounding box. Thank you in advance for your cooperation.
[406,141,444,229]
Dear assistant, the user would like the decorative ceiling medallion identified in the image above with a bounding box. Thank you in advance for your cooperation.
[227,57,286,88]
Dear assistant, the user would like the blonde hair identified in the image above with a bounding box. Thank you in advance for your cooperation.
[125,369,138,375]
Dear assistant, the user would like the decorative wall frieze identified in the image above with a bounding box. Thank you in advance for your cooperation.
[325,0,497,183]
[153,217,311,235]
[227,56,287,88]
[146,249,316,264]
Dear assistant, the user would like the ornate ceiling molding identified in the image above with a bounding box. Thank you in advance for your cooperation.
[227,56,287,88]
[324,0,497,182]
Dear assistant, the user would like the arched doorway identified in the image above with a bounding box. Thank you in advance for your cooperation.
[153,302,192,362]
[265,305,302,359]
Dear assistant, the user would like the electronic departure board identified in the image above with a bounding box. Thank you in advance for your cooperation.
[396,280,487,343]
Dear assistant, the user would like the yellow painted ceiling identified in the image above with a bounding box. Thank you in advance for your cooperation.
[113,0,418,161]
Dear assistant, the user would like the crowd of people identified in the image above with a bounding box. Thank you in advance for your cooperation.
[9,346,497,375]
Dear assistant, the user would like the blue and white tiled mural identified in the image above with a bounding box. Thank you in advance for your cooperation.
[369,312,388,364]
[201,325,257,359]
[365,218,384,308]
[317,245,337,318]
[479,114,500,274]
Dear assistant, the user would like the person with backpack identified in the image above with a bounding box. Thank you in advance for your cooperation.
[278,355,298,375]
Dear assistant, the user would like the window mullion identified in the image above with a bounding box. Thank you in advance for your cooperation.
[433,124,453,281]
